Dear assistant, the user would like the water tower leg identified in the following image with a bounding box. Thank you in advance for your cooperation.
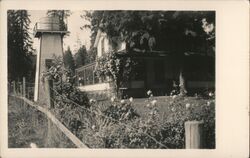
[34,41,41,102]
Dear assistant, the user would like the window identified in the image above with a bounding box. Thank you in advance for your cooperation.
[45,59,53,69]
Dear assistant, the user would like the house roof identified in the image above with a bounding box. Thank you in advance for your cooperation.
[93,29,103,48]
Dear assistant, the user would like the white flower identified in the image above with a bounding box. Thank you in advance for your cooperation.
[120,99,125,104]
[153,109,158,115]
[92,125,96,130]
[89,99,96,104]
[150,94,153,97]
[111,96,116,102]
[209,92,214,97]
[147,90,152,96]
[207,101,211,106]
[129,97,133,102]
[172,95,177,99]
[151,100,157,106]
[186,103,191,109]
[194,93,198,98]
[146,104,150,107]
[30,143,38,148]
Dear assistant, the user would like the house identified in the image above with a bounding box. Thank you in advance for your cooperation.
[75,29,215,98]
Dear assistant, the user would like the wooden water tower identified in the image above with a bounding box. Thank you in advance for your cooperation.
[33,16,69,105]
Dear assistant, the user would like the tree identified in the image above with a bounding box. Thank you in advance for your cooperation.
[87,47,97,64]
[80,11,104,49]
[8,10,35,82]
[74,45,88,68]
[82,11,215,95]
[63,46,75,74]
[47,10,71,30]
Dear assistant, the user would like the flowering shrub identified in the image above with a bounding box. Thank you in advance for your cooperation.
[81,90,215,149]
[164,94,215,148]
[42,56,90,134]
[94,52,136,96]
[103,97,139,121]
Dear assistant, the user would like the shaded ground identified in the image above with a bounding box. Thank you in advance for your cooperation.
[8,96,76,148]
[8,96,47,148]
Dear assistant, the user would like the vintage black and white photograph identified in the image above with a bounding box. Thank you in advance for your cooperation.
[7,10,216,149]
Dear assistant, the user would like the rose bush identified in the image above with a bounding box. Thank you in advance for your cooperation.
[41,56,90,134]
[82,92,215,149]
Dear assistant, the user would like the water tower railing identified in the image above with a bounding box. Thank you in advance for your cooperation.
[33,22,68,36]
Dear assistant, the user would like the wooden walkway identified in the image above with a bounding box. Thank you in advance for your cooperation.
[13,95,88,148]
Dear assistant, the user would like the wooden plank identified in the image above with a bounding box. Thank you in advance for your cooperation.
[15,96,88,148]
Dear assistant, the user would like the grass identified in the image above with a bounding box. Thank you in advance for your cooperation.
[96,95,214,120]
[8,96,47,148]
[8,96,76,148]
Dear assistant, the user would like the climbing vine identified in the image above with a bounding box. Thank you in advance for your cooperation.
[94,51,136,97]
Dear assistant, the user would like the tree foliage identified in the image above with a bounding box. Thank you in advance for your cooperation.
[81,11,104,49]
[87,47,97,64]
[63,46,75,74]
[74,45,88,68]
[82,11,215,54]
[47,10,71,30]
[8,10,34,82]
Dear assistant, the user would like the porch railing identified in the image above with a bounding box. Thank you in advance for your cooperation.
[75,62,100,86]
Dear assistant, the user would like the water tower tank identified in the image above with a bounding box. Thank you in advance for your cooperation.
[34,16,68,37]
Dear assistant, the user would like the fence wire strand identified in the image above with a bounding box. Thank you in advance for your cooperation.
[9,81,168,148]
[49,86,168,148]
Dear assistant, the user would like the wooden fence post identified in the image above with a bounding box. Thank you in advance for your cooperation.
[20,83,23,96]
[27,87,30,99]
[23,77,26,98]
[185,121,204,149]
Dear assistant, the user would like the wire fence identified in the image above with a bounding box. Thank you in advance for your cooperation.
[49,86,168,148]
[9,76,209,149]
[8,78,168,148]
[9,80,35,100]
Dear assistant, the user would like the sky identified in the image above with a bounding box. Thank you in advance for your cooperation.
[28,10,91,54]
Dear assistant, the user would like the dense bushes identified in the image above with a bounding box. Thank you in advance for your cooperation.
[43,56,215,149]
[41,56,90,133]
[82,93,215,149]
[51,84,215,148]
[103,98,140,121]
